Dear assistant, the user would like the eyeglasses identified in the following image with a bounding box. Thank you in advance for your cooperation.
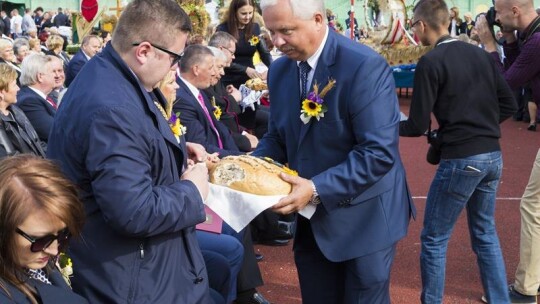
[132,42,183,67]
[411,19,423,28]
[16,227,71,253]
[220,47,235,56]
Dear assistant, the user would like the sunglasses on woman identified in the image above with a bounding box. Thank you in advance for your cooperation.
[16,227,71,252]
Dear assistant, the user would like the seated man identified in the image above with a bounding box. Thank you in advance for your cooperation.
[175,44,272,304]
[17,53,57,145]
[204,46,258,152]
[208,31,269,139]
[47,56,66,105]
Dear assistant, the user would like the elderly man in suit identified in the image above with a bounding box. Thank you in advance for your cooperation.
[251,0,415,303]
[17,53,56,145]
[65,35,101,87]
[46,0,226,303]
[175,44,271,304]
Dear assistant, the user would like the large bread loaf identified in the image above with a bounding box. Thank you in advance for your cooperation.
[209,155,296,195]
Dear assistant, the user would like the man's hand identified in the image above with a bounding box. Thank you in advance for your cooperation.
[272,173,313,215]
[227,85,242,102]
[186,142,207,163]
[181,162,209,200]
[476,15,499,52]
[244,132,259,149]
[477,15,517,52]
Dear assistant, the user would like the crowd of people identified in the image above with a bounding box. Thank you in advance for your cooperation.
[0,0,539,303]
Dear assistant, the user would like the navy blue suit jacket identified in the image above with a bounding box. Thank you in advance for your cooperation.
[47,44,211,303]
[0,267,88,303]
[252,31,415,261]
[16,86,56,143]
[65,49,88,87]
[175,77,242,157]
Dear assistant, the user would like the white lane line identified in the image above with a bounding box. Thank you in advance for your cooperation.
[411,196,522,200]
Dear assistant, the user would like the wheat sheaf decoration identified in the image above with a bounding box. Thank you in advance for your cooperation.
[176,0,210,37]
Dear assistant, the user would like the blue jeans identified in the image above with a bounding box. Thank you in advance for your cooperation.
[420,151,509,304]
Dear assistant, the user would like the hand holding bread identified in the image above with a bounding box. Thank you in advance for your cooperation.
[209,155,296,196]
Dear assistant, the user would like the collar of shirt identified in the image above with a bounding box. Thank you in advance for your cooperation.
[27,86,48,100]
[82,49,92,61]
[296,26,329,87]
[178,74,201,101]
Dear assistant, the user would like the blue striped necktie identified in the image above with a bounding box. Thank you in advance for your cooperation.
[299,61,311,101]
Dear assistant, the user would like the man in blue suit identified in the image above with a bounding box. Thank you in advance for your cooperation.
[17,53,57,145]
[175,45,242,158]
[64,35,101,87]
[47,1,225,303]
[252,0,415,303]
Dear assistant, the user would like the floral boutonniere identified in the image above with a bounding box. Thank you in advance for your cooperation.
[169,112,187,137]
[210,96,222,120]
[300,79,336,124]
[56,253,73,287]
[249,35,260,46]
[154,101,187,138]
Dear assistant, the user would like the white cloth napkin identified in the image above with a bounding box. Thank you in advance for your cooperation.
[205,184,316,232]
[238,84,265,111]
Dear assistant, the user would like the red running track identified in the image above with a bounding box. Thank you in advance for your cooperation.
[254,96,539,304]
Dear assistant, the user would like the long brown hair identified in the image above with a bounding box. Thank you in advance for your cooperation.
[226,0,256,41]
[0,155,85,303]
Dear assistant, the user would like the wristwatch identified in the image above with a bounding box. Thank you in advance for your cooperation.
[310,181,321,205]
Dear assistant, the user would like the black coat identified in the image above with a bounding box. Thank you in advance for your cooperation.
[216,22,272,89]
[0,105,46,158]
[2,16,11,36]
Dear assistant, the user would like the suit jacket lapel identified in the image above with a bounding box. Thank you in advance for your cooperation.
[297,31,337,149]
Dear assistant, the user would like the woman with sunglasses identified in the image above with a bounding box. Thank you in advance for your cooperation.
[0,155,87,304]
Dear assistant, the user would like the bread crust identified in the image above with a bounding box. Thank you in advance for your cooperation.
[245,78,268,91]
[209,155,295,195]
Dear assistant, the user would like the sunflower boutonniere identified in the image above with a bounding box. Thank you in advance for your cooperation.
[56,253,73,287]
[300,79,336,124]
[210,96,222,120]
[248,35,260,46]
[154,101,187,139]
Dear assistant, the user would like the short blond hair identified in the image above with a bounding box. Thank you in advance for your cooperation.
[46,34,64,51]
[28,38,41,52]
[0,63,18,91]
[0,39,13,52]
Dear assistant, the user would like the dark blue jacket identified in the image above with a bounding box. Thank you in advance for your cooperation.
[175,77,242,157]
[16,86,56,143]
[65,49,88,87]
[47,43,211,303]
[252,30,415,261]
[0,268,88,303]
[53,12,68,27]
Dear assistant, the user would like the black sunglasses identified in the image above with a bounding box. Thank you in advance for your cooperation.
[132,42,183,67]
[16,227,71,253]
